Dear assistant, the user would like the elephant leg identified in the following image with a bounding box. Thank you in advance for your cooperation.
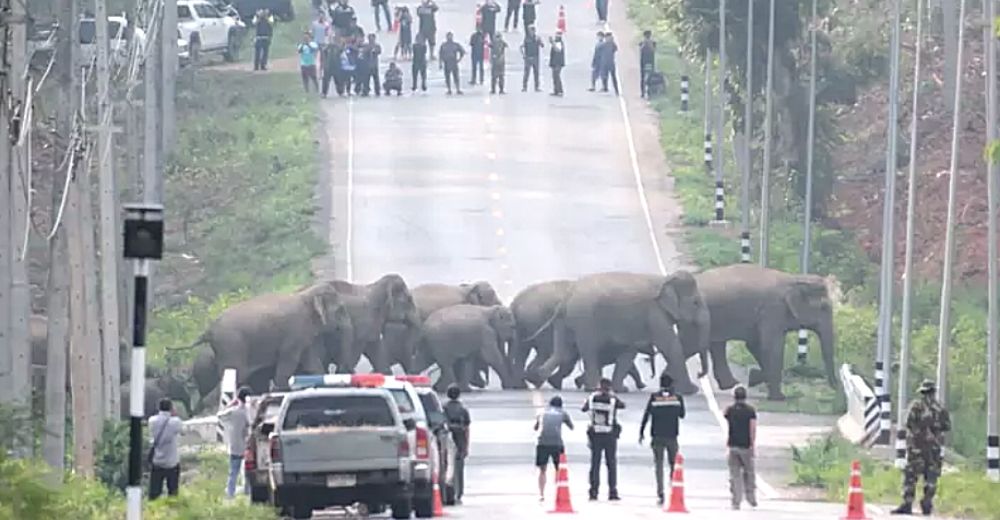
[652,319,698,395]
[454,359,474,392]
[610,350,636,393]
[710,341,740,390]
[530,320,576,386]
[368,341,393,375]
[757,330,787,401]
[299,344,327,375]
[481,337,514,389]
[273,341,305,391]
[433,361,459,393]
[628,362,646,390]
[578,339,602,392]
[552,350,579,389]
[745,340,766,387]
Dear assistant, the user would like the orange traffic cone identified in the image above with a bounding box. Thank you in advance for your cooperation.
[556,5,567,33]
[549,452,575,514]
[841,460,870,520]
[664,453,688,513]
[432,471,446,516]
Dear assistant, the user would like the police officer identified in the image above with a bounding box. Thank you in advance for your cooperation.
[490,32,508,94]
[891,380,951,516]
[444,385,471,504]
[548,32,565,96]
[639,371,685,506]
[520,26,543,92]
[411,35,429,92]
[439,32,466,95]
[582,377,625,501]
[416,0,440,59]
[469,28,486,85]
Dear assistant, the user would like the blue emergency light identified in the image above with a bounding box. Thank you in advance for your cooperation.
[287,373,387,390]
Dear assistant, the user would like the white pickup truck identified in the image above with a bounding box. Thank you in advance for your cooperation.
[177,0,246,63]
[268,387,416,519]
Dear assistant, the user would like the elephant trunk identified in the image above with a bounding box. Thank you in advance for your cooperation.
[818,319,837,388]
[335,323,358,374]
[507,332,530,388]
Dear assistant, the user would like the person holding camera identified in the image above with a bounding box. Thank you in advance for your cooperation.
[582,377,625,501]
[218,387,251,498]
[444,385,471,504]
[548,31,565,96]
[534,395,574,501]
[639,371,685,506]
[148,398,183,500]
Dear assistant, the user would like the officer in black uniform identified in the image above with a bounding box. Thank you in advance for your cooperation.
[639,371,685,506]
[581,377,625,501]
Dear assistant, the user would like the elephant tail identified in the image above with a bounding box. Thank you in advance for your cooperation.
[166,330,211,351]
[522,301,564,343]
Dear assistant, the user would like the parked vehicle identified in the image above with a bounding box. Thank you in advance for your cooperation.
[268,384,415,519]
[289,373,439,518]
[177,0,246,63]
[244,391,287,504]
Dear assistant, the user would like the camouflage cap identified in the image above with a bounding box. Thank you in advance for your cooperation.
[918,379,936,393]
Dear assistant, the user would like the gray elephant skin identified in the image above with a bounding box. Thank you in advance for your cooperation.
[120,375,192,419]
[413,304,517,391]
[695,264,837,400]
[529,271,710,395]
[325,274,421,374]
[187,282,354,407]
[509,280,649,391]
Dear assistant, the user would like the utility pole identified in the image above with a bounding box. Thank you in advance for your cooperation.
[983,0,998,482]
[758,0,775,267]
[78,76,104,424]
[711,0,728,226]
[144,7,163,207]
[96,0,122,419]
[798,0,819,365]
[162,0,178,156]
[897,0,927,470]
[874,0,903,447]
[0,0,13,409]
[935,0,967,409]
[740,0,754,264]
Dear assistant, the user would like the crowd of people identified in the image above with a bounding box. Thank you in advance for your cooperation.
[281,0,659,98]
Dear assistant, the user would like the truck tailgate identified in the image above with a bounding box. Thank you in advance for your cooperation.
[280,427,404,474]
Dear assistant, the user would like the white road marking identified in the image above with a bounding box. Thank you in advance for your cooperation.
[487,152,497,160]
[496,228,506,236]
[486,115,495,123]
[345,98,355,282]
[493,209,504,218]
[498,246,508,255]
[489,173,500,181]
[608,26,779,500]
[500,263,509,270]
[492,192,502,200]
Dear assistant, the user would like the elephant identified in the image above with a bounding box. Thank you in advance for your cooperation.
[694,264,837,400]
[528,271,710,395]
[120,374,193,419]
[183,282,355,407]
[412,305,517,391]
[509,280,648,391]
[325,274,421,374]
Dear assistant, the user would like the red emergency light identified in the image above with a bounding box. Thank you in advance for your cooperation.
[350,373,386,387]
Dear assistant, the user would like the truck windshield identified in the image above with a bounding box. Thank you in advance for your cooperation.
[282,395,394,430]
[388,389,416,415]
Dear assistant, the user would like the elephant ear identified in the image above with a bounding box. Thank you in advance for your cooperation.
[784,281,823,323]
[657,271,697,321]
[312,292,329,326]
[458,283,481,305]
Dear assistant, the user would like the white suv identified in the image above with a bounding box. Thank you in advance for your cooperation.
[177,0,246,63]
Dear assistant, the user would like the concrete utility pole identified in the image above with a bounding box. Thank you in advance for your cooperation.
[983,0,999,482]
[162,0,178,156]
[96,0,122,419]
[874,0,903,447]
[758,0,775,267]
[0,0,13,408]
[897,0,926,470]
[740,0,754,263]
[78,78,104,424]
[712,0,728,225]
[798,0,819,365]
[144,8,163,207]
[935,0,967,409]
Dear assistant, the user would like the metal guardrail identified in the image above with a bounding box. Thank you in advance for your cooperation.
[839,363,880,446]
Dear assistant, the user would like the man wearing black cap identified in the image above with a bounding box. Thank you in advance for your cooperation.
[640,371,685,506]
[582,377,625,501]
[891,379,951,516]
[444,384,471,504]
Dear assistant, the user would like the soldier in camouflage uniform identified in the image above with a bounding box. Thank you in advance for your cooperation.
[891,379,951,516]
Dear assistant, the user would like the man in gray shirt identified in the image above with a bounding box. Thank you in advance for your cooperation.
[534,395,574,501]
[218,387,251,498]
[149,398,183,500]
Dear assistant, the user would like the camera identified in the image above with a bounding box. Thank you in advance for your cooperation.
[122,203,164,260]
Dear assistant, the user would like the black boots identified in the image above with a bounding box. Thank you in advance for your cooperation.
[890,501,932,516]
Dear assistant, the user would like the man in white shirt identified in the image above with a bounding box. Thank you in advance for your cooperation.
[218,387,251,498]
[149,398,183,500]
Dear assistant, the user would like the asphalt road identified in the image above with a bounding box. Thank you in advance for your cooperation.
[315,0,899,517]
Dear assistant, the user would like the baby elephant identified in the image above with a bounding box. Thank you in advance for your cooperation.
[414,304,516,392]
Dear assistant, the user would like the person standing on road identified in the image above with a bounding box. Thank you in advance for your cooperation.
[724,385,758,510]
[534,395,574,502]
[444,385,472,504]
[331,0,357,38]
[639,30,657,98]
[598,32,619,95]
[469,28,486,85]
[548,31,565,96]
[218,387,251,499]
[148,398,183,500]
[411,35,429,91]
[521,0,539,31]
[338,44,358,95]
[439,32,466,95]
[520,26,543,92]
[372,0,391,31]
[311,12,330,68]
[891,380,952,516]
[595,0,608,24]
[490,32,508,94]
[358,33,383,96]
[417,0,440,59]
[582,377,624,501]
[587,31,604,91]
[504,0,521,31]
[321,39,343,97]
[479,0,502,38]
[252,9,274,71]
[640,372,686,506]
[395,6,413,59]
[297,32,321,93]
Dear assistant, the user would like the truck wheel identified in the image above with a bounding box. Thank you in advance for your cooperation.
[250,485,269,504]
[291,502,312,519]
[414,496,434,518]
[223,32,240,62]
[271,487,292,516]
[391,497,413,519]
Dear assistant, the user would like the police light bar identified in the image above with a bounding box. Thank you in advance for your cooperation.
[393,375,432,387]
[288,373,386,390]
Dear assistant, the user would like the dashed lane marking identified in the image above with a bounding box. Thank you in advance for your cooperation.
[496,228,506,236]
[487,152,497,160]
[489,173,499,181]
[491,192,501,200]
[345,98,355,282]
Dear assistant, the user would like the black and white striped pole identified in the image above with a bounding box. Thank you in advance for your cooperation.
[711,0,728,226]
[739,0,754,264]
[123,203,165,520]
[703,49,713,175]
[680,75,690,112]
[704,134,714,173]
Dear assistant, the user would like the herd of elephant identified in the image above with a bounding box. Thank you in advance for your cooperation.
[27,264,839,418]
